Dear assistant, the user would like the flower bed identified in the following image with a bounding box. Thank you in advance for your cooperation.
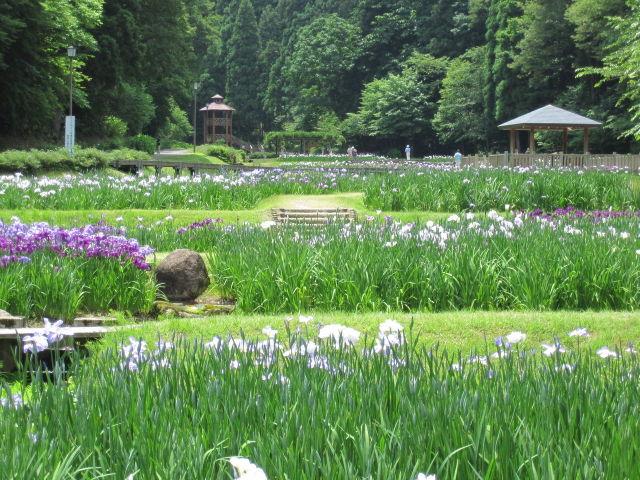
[1,321,639,478]
[0,166,637,211]
[0,220,156,319]
[197,212,640,312]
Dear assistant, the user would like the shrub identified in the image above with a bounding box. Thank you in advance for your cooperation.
[72,148,110,169]
[31,149,69,169]
[0,149,70,171]
[205,144,246,164]
[106,148,151,162]
[0,150,36,171]
[103,116,128,140]
[264,130,343,153]
[0,147,150,172]
[127,134,157,155]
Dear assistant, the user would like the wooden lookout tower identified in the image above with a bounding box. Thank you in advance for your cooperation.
[200,94,234,145]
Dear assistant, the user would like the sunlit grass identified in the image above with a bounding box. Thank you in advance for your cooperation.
[0,206,456,229]
[95,310,640,354]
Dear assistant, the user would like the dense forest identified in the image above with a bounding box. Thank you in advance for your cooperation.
[0,0,638,154]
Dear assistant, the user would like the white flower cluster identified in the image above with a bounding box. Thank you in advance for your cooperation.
[229,457,268,480]
[374,319,405,354]
[119,337,172,371]
[22,319,71,353]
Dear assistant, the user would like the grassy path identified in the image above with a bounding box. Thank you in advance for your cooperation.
[0,193,457,226]
[257,192,365,210]
[96,310,640,354]
[0,208,264,225]
[154,152,226,164]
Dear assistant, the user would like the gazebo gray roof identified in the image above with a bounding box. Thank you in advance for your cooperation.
[498,105,602,130]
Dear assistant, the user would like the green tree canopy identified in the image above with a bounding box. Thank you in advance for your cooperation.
[434,47,486,151]
[282,14,361,129]
[158,97,191,144]
[225,0,262,139]
[347,53,448,150]
[579,0,640,140]
[0,0,103,135]
[1,0,638,154]
[512,0,575,106]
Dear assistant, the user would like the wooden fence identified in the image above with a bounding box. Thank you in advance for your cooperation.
[463,153,640,170]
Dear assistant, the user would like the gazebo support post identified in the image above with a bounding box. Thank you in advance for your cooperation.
[529,128,536,153]
[583,128,589,154]
[509,130,516,154]
[562,128,568,154]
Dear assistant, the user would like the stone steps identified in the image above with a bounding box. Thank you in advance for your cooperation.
[271,208,357,226]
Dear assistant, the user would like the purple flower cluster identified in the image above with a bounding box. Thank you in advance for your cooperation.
[0,219,154,270]
[528,206,640,221]
[177,218,224,235]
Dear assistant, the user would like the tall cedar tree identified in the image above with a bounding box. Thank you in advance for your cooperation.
[225,0,262,140]
[483,0,525,148]
[513,0,575,107]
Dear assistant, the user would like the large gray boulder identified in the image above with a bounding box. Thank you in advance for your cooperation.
[156,249,210,302]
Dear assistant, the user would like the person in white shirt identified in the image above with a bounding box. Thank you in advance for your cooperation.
[405,145,411,160]
[454,149,462,168]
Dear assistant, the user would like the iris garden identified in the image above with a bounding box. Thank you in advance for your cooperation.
[1,160,640,478]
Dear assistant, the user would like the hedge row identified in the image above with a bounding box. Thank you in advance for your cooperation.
[264,130,344,154]
[0,147,150,172]
[202,144,246,164]
[264,130,340,144]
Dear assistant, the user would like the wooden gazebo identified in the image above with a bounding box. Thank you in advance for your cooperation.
[498,105,601,154]
[200,94,234,144]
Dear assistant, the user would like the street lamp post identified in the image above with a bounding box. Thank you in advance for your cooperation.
[65,46,76,155]
[193,82,200,153]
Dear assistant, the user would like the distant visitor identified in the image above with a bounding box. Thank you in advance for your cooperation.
[454,149,462,168]
[405,145,411,161]
[347,146,358,160]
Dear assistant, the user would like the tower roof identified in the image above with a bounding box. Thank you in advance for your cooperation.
[200,94,235,112]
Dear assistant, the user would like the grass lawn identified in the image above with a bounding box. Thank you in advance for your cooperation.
[153,153,226,164]
[0,208,264,225]
[96,310,640,354]
[0,193,467,226]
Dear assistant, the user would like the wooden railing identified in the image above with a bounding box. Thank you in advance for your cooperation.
[110,153,640,176]
[463,153,640,170]
[109,159,398,176]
